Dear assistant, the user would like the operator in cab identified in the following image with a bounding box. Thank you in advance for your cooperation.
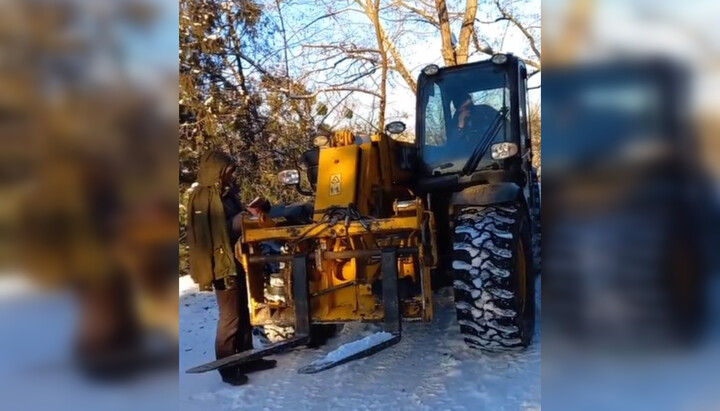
[450,92,501,136]
[186,151,276,386]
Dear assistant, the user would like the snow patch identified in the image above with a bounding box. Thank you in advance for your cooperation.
[310,332,394,365]
[453,242,480,257]
[479,240,512,258]
[472,278,483,289]
[488,287,514,299]
[459,320,485,334]
[453,281,481,299]
[470,232,492,247]
[475,222,513,239]
[481,302,516,318]
[455,225,480,239]
[452,260,472,272]
[485,211,515,224]
[487,320,519,334]
[179,274,198,294]
[456,301,481,320]
[481,260,510,278]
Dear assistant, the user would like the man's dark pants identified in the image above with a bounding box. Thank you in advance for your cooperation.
[214,274,253,380]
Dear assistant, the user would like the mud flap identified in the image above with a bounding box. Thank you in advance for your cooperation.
[185,254,312,374]
[297,249,402,374]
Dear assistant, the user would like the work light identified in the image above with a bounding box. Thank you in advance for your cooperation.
[491,53,508,64]
[277,169,300,185]
[422,64,439,76]
[491,142,518,160]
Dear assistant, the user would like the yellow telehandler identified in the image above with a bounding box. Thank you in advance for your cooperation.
[187,53,540,374]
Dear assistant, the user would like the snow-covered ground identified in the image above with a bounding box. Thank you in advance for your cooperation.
[0,272,539,411]
[4,269,718,411]
[0,275,178,411]
[179,275,541,411]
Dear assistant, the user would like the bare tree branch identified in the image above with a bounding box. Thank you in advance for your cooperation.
[275,0,290,89]
[471,29,495,55]
[493,0,541,62]
[297,7,357,33]
[475,16,506,24]
[234,51,275,78]
[302,44,382,55]
[396,0,439,27]
[286,87,382,100]
[355,0,417,93]
[319,92,353,124]
[471,25,540,70]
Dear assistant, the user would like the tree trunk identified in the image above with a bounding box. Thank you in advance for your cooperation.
[456,0,478,64]
[369,0,387,129]
[435,0,456,66]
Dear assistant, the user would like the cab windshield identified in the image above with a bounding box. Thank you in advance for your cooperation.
[419,64,510,175]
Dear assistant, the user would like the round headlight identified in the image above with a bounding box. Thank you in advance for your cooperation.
[491,54,508,65]
[313,135,329,147]
[422,64,440,76]
[384,121,406,135]
[277,169,300,185]
[491,142,518,160]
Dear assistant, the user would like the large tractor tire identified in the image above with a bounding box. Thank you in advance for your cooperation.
[452,203,535,350]
[530,168,541,274]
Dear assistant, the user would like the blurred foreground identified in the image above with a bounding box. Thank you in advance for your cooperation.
[542,0,720,410]
[0,0,178,410]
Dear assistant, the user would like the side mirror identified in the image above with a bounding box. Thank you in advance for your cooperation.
[384,121,406,135]
[277,169,300,185]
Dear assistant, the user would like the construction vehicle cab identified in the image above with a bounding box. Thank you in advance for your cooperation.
[186,54,539,375]
[413,54,539,350]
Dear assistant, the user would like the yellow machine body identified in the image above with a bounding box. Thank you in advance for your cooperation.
[314,144,360,216]
[236,130,437,327]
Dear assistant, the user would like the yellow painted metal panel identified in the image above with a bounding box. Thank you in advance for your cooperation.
[314,145,359,216]
[357,142,380,216]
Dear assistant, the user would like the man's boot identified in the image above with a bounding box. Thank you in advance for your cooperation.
[221,368,249,386]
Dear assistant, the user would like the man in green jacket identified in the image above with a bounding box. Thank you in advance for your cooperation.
[187,151,275,386]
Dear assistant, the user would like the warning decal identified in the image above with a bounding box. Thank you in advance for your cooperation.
[329,173,341,196]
